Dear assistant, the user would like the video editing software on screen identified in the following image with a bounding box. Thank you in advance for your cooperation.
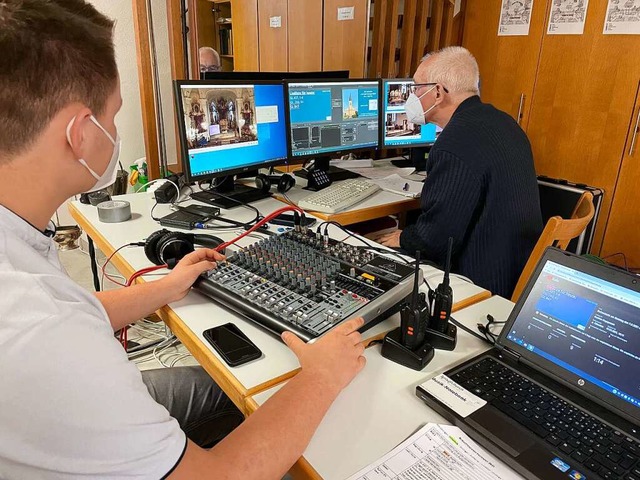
[288,81,380,157]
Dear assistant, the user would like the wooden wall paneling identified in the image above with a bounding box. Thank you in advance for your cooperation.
[410,0,429,72]
[166,0,188,173]
[186,0,201,79]
[196,0,217,53]
[440,0,455,47]
[258,0,288,71]
[231,0,260,71]
[369,0,388,77]
[288,0,323,71]
[381,0,400,77]
[428,0,444,51]
[323,0,369,77]
[462,0,549,127]
[526,0,640,254]
[132,0,161,180]
[601,84,640,268]
[166,0,189,79]
[450,0,467,46]
[398,0,418,78]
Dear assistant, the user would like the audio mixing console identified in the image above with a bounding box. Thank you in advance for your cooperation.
[194,228,420,341]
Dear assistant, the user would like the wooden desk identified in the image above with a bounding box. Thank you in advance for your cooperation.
[246,296,516,480]
[69,192,488,414]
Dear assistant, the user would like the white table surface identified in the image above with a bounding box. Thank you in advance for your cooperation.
[70,191,488,394]
[249,296,515,480]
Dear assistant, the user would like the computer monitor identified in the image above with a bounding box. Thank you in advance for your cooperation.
[201,70,350,81]
[286,79,380,179]
[381,78,438,149]
[174,79,288,206]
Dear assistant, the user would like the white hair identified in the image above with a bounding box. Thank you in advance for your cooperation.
[199,46,221,65]
[420,46,479,95]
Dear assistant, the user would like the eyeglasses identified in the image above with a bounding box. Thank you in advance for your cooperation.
[200,65,222,73]
[410,83,450,95]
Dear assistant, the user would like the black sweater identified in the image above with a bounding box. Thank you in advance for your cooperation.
[400,96,543,298]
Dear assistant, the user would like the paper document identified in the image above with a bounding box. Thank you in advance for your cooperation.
[341,164,415,180]
[498,0,534,36]
[547,0,590,35]
[329,158,374,168]
[372,174,423,198]
[347,423,524,480]
[603,0,640,35]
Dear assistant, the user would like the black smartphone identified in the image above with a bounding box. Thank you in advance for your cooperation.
[203,323,262,367]
[270,213,317,228]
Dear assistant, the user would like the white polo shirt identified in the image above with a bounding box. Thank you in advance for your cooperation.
[0,205,186,479]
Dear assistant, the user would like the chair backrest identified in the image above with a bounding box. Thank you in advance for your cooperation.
[511,191,595,303]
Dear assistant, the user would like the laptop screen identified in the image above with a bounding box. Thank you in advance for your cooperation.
[505,259,640,411]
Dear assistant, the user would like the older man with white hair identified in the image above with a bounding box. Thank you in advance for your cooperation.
[376,46,542,298]
[199,46,221,74]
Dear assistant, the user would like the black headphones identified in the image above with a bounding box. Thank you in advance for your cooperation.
[144,229,224,269]
[254,173,295,194]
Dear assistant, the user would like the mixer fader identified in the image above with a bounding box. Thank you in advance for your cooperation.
[194,229,420,341]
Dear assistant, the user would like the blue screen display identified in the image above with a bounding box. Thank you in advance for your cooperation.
[507,260,640,410]
[288,81,380,157]
[382,79,438,148]
[179,84,288,178]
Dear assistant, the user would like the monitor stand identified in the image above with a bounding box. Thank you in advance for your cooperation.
[293,156,359,182]
[190,175,270,209]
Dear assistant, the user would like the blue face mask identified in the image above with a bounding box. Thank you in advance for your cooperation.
[66,115,121,193]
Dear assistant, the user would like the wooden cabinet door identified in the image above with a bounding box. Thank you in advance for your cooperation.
[288,0,323,72]
[258,0,288,71]
[601,85,640,268]
[231,0,259,71]
[322,0,369,77]
[462,0,550,128]
[526,0,640,253]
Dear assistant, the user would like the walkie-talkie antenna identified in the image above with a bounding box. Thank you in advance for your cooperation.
[412,251,421,310]
[443,238,453,287]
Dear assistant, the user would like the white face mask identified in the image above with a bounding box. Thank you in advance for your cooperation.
[404,86,437,126]
[66,115,121,193]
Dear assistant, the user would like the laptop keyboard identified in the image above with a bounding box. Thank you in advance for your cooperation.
[450,357,640,480]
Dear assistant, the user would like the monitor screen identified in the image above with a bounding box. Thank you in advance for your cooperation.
[382,79,438,148]
[287,80,380,158]
[174,81,288,182]
[506,259,640,410]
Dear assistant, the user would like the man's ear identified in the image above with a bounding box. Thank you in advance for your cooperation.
[434,85,446,105]
[66,108,93,159]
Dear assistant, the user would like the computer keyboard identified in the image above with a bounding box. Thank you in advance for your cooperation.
[451,357,640,480]
[298,178,381,214]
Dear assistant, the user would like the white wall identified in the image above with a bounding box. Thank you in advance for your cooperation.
[58,0,177,225]
[90,0,146,169]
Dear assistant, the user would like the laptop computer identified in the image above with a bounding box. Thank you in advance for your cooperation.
[416,247,640,480]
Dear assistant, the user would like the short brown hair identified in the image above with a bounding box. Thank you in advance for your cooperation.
[0,0,118,160]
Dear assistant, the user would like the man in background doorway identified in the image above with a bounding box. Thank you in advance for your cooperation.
[375,47,542,298]
[199,46,221,74]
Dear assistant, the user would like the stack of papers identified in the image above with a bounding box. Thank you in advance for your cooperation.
[347,423,524,480]
[371,174,423,198]
[330,158,374,168]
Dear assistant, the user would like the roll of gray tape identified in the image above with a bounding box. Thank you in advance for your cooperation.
[97,200,132,223]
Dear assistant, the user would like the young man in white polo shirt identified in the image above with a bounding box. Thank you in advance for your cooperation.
[0,1,366,478]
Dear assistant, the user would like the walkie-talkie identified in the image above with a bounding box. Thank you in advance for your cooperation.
[429,237,454,334]
[400,251,429,349]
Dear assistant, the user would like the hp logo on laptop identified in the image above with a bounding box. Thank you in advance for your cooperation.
[578,379,585,386]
